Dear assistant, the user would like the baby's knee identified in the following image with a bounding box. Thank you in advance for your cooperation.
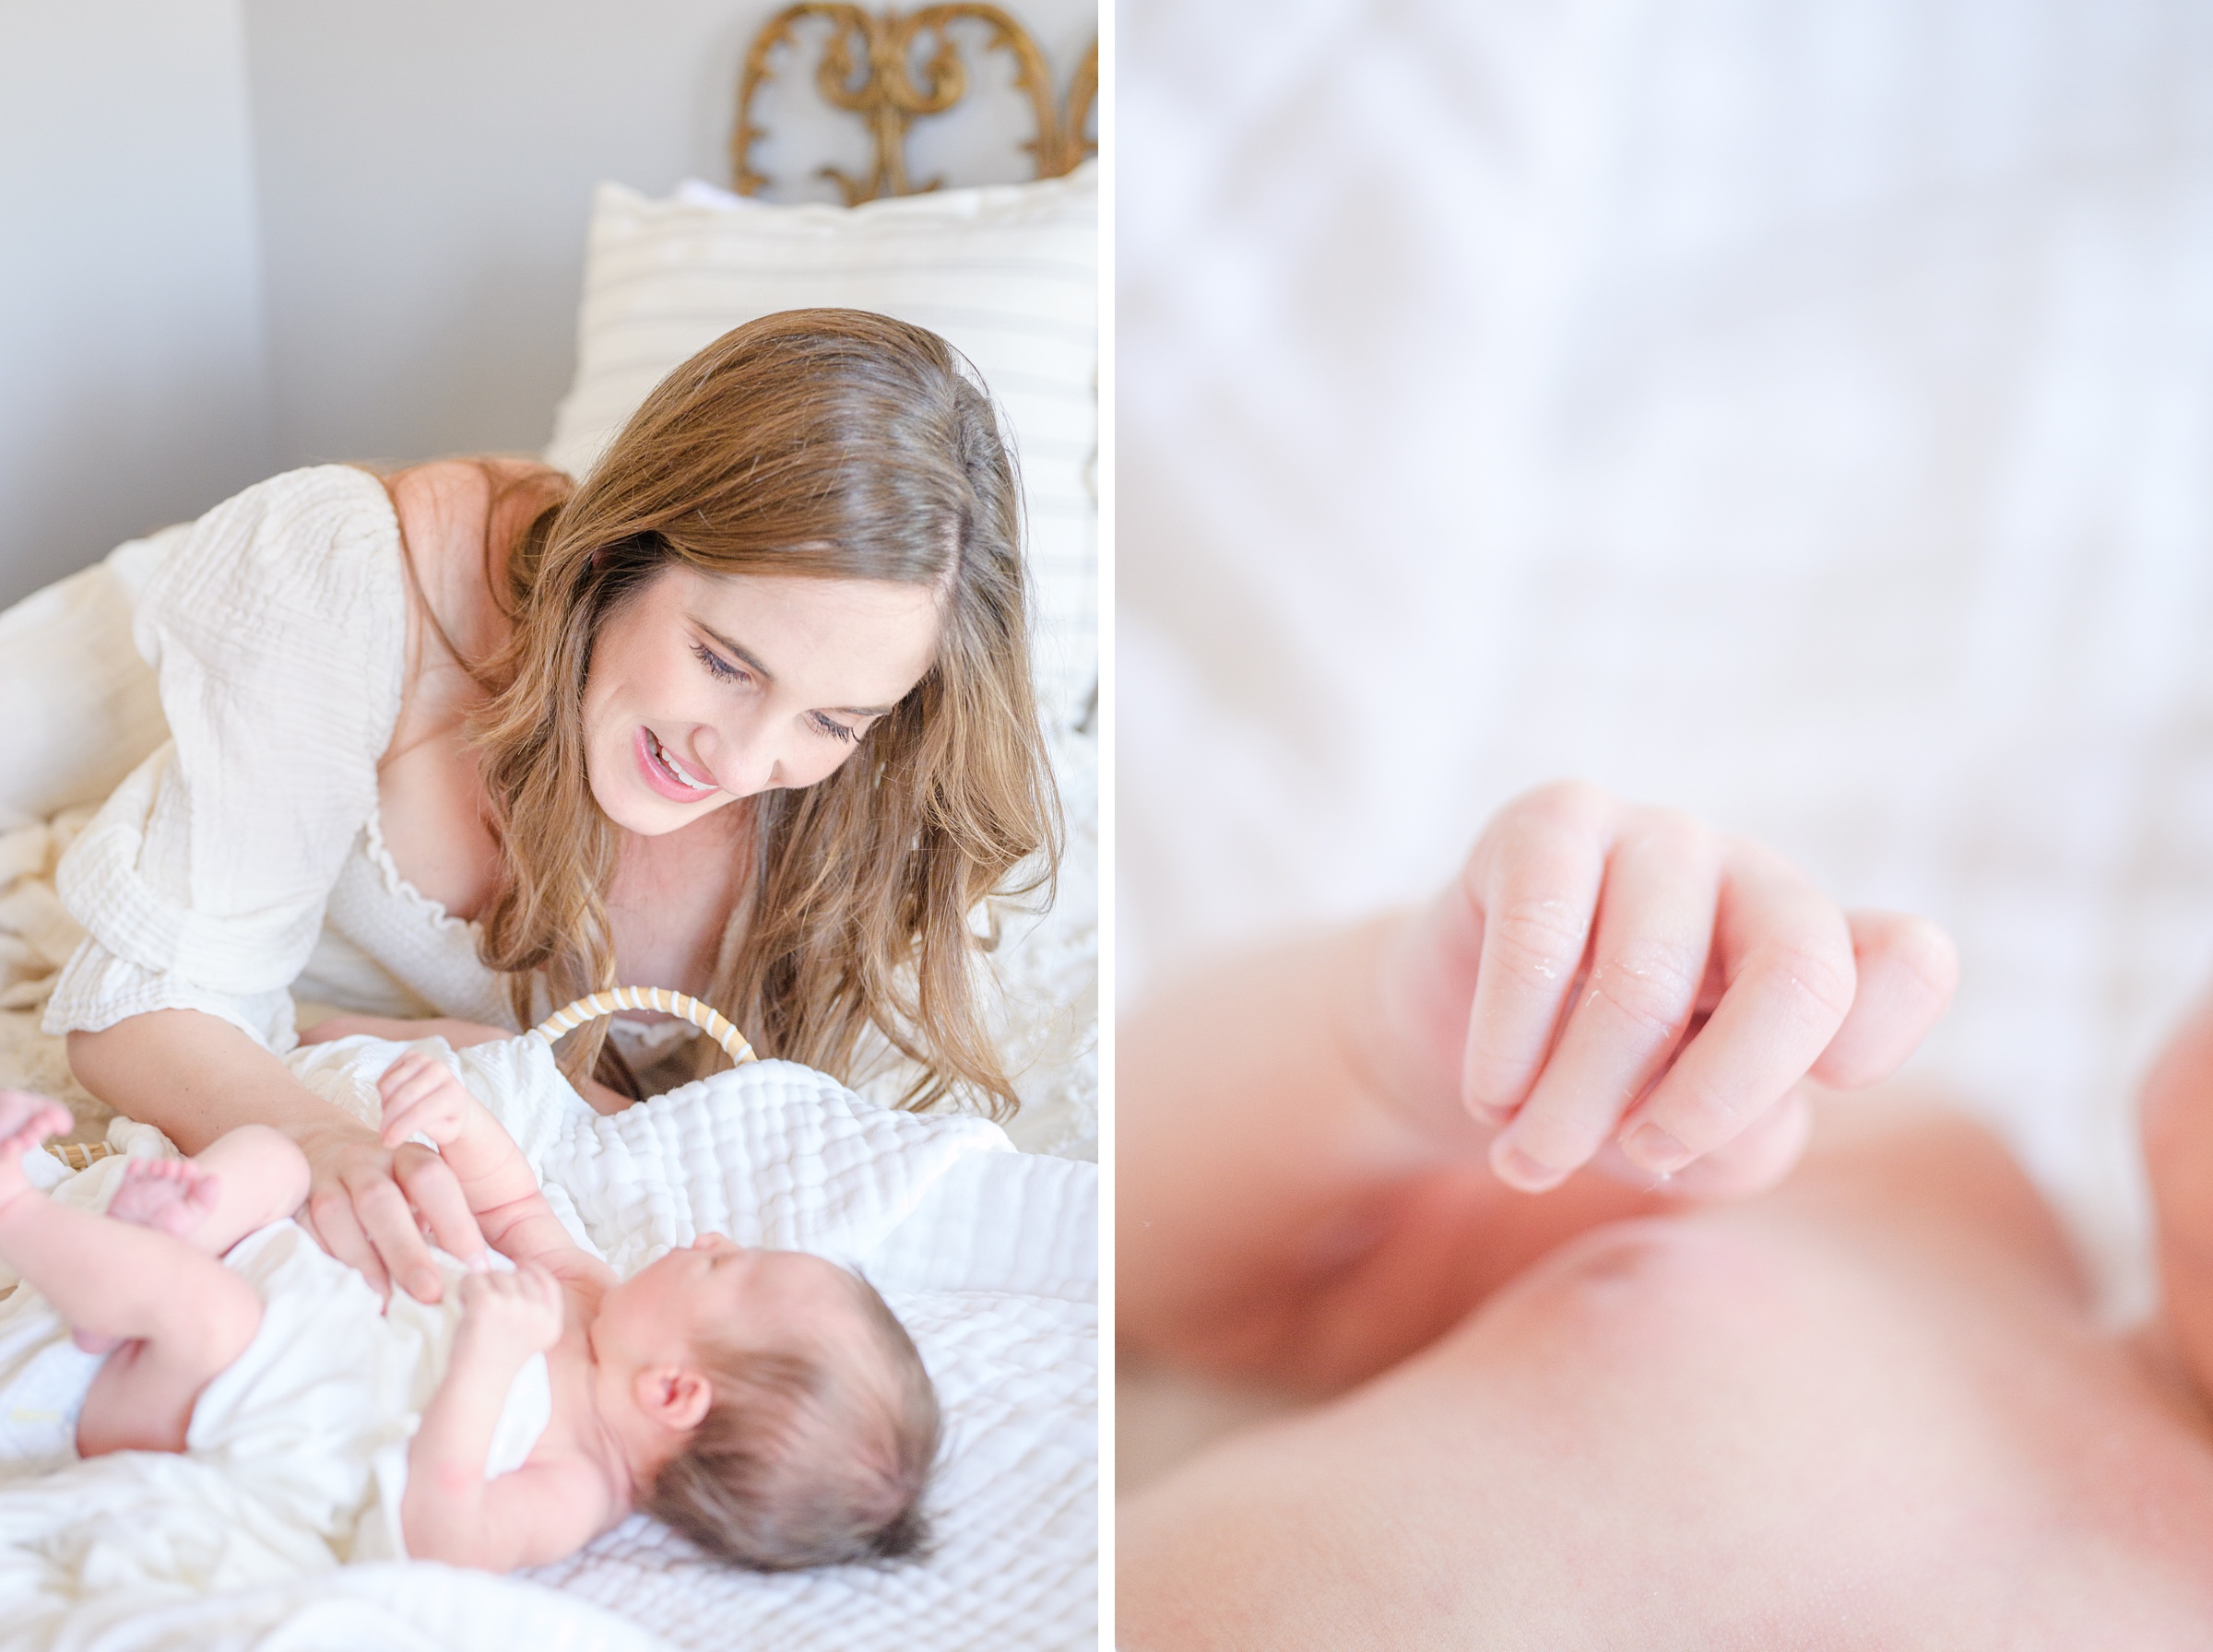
[195,1267,264,1368]
[139,1259,262,1377]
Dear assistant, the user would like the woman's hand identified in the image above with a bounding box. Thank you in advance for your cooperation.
[1366,782,1958,1198]
[293,1116,489,1304]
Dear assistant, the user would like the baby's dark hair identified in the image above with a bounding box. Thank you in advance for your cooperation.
[644,1268,941,1570]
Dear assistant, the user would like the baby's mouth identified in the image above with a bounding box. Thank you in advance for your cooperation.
[646,728,713,793]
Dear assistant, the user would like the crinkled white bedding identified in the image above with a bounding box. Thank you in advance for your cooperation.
[0,1032,1095,1651]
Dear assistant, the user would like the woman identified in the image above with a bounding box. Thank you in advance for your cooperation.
[50,311,1057,1307]
[1119,784,2213,1646]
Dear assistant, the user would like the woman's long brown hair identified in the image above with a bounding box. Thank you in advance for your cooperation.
[468,310,1059,1115]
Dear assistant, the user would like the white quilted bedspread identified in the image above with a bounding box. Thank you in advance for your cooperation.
[0,1034,1096,1651]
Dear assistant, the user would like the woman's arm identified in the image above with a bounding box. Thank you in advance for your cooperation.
[1118,784,1958,1395]
[68,1010,484,1303]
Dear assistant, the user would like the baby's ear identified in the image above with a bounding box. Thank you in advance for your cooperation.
[634,1363,715,1434]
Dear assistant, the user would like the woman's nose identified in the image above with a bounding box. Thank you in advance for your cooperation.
[694,722,780,796]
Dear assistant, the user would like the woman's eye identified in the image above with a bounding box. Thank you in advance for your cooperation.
[812,714,859,745]
[692,643,744,684]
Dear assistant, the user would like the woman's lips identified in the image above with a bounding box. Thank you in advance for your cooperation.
[633,726,714,802]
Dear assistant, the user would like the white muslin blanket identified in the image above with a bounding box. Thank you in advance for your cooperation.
[0,1035,1097,1651]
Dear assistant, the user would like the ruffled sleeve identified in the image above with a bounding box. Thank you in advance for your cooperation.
[42,467,408,1050]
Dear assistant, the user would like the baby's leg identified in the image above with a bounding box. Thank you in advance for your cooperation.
[0,1092,261,1456]
[106,1125,309,1257]
[72,1126,307,1353]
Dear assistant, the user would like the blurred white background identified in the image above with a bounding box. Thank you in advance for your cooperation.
[1118,0,2213,1299]
[0,0,1095,609]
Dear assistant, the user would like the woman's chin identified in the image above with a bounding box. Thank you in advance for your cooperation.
[595,778,736,838]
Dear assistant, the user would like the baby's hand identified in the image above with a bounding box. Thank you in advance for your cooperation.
[456,1263,564,1357]
[378,1051,481,1150]
[1373,782,1958,1198]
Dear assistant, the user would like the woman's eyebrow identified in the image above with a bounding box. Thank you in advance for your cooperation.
[697,620,777,683]
[696,620,902,716]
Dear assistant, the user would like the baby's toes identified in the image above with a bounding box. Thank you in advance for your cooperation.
[0,1092,70,1156]
[108,1159,220,1237]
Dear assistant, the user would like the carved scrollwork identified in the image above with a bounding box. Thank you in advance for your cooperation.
[734,3,1097,204]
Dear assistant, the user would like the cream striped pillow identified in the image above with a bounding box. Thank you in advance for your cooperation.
[545,165,1097,726]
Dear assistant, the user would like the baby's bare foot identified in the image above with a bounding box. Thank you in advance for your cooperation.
[68,1159,226,1354]
[0,1091,71,1210]
[106,1158,222,1238]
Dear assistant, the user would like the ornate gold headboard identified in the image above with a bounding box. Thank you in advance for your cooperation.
[735,4,1097,205]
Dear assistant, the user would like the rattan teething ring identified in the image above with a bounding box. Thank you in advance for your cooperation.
[531,986,758,1066]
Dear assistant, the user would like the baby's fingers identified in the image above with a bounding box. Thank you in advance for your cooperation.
[1460,784,1612,1121]
[378,1056,444,1114]
[1809,911,1958,1090]
[1614,839,1855,1177]
[1487,808,1720,1191]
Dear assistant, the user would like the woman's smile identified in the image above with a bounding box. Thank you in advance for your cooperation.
[635,726,717,801]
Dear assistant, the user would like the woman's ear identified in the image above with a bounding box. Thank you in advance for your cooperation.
[633,1363,714,1434]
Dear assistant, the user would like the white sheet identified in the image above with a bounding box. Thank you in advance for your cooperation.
[0,1036,1096,1651]
[1119,0,2213,1321]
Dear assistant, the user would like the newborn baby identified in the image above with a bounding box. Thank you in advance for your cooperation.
[0,1061,938,1573]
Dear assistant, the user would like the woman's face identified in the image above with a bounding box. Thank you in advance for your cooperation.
[583,564,941,835]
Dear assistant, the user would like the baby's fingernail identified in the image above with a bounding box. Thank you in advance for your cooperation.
[1621,1123,1691,1176]
[1490,1139,1568,1194]
[466,1251,493,1273]
[408,1269,441,1299]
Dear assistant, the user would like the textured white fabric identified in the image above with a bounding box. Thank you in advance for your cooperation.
[0,1034,1095,1650]
[1120,0,2213,1313]
[0,526,174,831]
[543,169,1099,727]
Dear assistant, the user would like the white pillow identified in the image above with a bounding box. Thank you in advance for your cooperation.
[0,526,174,827]
[546,165,1097,726]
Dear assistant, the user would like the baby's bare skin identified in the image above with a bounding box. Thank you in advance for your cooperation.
[1121,1097,2213,1650]
[70,1159,225,1353]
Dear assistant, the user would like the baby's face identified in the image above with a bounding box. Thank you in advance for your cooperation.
[599,1235,868,1362]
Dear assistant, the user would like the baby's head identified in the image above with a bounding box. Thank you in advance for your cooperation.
[604,1236,940,1570]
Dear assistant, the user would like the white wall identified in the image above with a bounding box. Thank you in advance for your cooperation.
[0,0,1096,608]
[0,0,275,609]
[238,0,1099,471]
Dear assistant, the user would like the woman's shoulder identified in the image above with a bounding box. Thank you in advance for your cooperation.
[128,466,413,754]
[385,457,568,664]
[145,465,406,635]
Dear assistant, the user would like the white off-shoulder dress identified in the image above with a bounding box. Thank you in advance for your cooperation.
[42,466,535,1053]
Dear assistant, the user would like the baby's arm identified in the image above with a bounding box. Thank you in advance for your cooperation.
[400,1266,616,1571]
[377,1052,605,1278]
